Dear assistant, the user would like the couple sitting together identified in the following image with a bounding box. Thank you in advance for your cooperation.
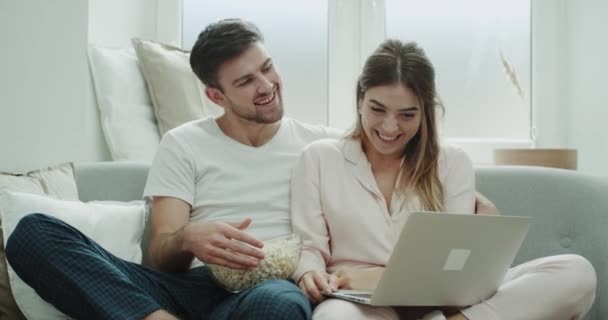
[6,18,596,320]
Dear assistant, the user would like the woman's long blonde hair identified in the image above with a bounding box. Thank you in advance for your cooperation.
[348,40,445,211]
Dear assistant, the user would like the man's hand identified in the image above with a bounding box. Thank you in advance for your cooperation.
[183,218,265,269]
[331,267,384,291]
[298,270,336,304]
[475,191,500,215]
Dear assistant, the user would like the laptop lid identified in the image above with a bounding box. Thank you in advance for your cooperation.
[368,212,530,306]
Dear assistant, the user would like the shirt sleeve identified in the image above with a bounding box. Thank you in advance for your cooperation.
[290,144,331,281]
[143,131,196,206]
[322,126,345,139]
[442,146,476,213]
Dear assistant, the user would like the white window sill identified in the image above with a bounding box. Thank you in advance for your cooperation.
[443,138,534,165]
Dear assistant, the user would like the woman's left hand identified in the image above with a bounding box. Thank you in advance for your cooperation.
[331,267,385,291]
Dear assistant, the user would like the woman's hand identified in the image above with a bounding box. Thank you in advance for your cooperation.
[298,270,337,304]
[332,267,385,291]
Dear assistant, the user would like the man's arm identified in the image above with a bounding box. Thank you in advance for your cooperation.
[147,196,195,272]
[147,196,266,273]
[474,191,500,215]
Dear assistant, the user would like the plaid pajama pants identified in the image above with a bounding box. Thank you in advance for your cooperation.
[6,213,312,320]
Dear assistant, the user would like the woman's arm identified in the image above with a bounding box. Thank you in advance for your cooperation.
[291,145,334,301]
[442,147,476,213]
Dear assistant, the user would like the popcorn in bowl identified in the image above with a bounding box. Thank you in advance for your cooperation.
[207,233,302,292]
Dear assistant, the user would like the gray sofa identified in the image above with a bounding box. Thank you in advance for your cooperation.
[73,162,607,319]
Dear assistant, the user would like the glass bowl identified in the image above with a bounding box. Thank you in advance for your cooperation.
[207,233,302,292]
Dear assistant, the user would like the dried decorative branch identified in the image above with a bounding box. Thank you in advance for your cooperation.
[497,48,525,101]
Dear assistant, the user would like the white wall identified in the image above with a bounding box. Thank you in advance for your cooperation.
[564,0,608,176]
[0,0,103,172]
[88,0,157,47]
[0,0,162,172]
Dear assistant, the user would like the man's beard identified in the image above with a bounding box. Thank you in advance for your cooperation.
[225,94,284,124]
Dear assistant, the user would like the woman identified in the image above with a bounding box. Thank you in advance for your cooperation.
[290,40,596,320]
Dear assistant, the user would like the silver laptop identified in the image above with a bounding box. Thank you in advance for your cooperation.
[329,211,530,306]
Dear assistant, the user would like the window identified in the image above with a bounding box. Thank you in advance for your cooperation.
[386,0,531,141]
[182,0,329,125]
[180,0,532,163]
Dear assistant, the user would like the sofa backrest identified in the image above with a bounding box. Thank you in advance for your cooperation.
[74,162,607,319]
[75,162,150,202]
[476,165,608,320]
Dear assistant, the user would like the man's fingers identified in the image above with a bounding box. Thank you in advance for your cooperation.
[205,256,250,270]
[232,218,252,230]
[226,218,252,231]
[223,221,264,249]
[206,246,259,268]
[222,237,265,260]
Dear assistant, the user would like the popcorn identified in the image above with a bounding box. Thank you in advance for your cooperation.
[208,234,302,292]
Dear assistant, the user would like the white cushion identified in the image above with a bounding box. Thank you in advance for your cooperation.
[88,45,161,161]
[131,38,223,135]
[0,191,146,320]
[0,162,77,320]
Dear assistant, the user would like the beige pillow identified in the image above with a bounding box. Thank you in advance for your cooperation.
[132,38,223,135]
[0,162,78,320]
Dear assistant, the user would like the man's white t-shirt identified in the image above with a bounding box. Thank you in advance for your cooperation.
[143,116,340,267]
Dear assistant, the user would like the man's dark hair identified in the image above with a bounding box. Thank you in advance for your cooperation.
[190,18,264,91]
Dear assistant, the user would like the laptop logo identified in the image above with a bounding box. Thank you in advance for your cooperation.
[443,249,471,271]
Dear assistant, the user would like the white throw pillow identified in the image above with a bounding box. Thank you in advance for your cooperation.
[88,45,161,161]
[0,162,77,320]
[0,191,146,320]
[132,38,223,135]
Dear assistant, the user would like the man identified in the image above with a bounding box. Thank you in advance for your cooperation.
[141,18,343,319]
[6,19,497,320]
[6,19,332,320]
